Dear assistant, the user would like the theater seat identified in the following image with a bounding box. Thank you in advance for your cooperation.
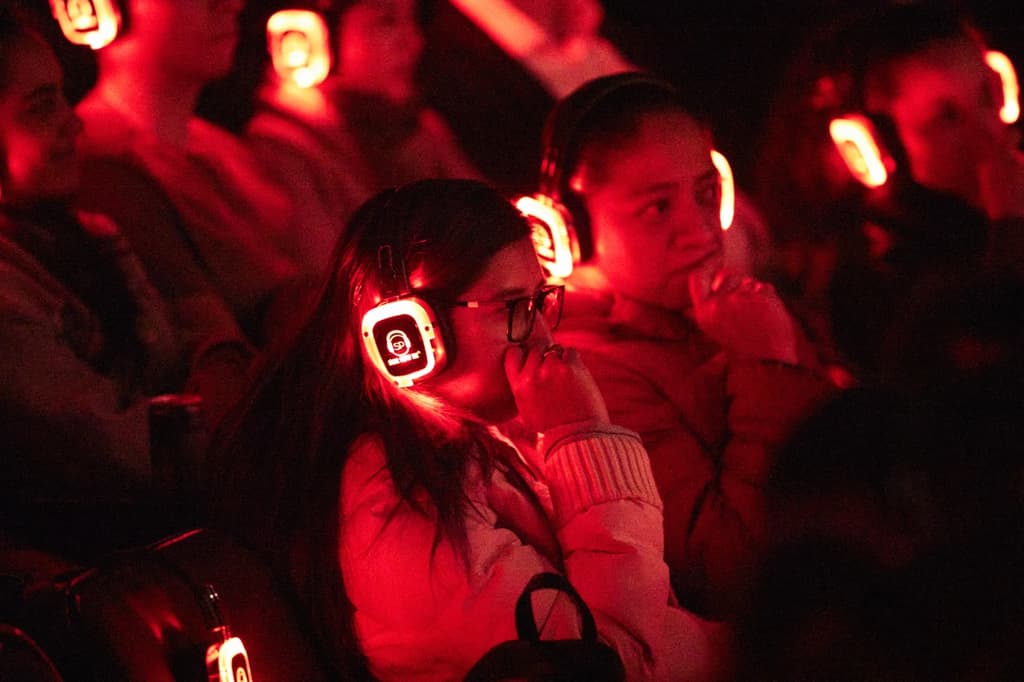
[21,528,335,681]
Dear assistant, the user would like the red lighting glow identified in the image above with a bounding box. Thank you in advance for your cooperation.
[49,0,121,50]
[985,50,1020,125]
[710,149,735,230]
[516,195,578,279]
[829,116,891,188]
[267,10,332,89]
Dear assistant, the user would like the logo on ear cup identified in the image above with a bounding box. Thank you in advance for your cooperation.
[985,50,1021,125]
[386,329,412,356]
[362,297,447,387]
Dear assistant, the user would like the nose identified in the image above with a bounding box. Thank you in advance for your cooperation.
[668,210,722,253]
[527,309,555,348]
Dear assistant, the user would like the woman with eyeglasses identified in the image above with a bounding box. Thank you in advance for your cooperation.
[211,179,721,680]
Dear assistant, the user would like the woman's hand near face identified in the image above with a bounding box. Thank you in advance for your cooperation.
[504,342,610,433]
[688,264,803,365]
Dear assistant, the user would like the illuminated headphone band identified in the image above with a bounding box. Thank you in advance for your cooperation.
[539,72,678,201]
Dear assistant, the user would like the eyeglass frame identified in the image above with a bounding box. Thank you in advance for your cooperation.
[448,284,565,343]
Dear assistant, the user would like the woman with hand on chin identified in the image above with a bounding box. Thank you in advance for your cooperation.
[213,179,722,681]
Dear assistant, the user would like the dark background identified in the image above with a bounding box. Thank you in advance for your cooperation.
[18,0,1024,194]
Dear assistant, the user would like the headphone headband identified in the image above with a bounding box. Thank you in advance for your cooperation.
[538,71,681,199]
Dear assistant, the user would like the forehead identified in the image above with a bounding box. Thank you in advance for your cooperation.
[458,238,542,298]
[580,110,713,192]
[884,38,989,105]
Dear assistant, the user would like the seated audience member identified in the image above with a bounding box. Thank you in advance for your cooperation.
[754,2,1024,378]
[534,73,835,619]
[212,179,723,680]
[0,11,203,561]
[248,0,482,223]
[72,0,301,345]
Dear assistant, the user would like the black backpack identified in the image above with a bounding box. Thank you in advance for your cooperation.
[465,572,626,682]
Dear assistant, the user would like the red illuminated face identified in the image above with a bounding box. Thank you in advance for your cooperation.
[0,34,81,204]
[428,237,553,424]
[126,0,242,82]
[337,0,424,101]
[874,37,1016,210]
[575,110,723,311]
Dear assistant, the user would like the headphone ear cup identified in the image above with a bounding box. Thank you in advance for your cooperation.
[266,9,332,89]
[829,113,898,189]
[361,295,447,388]
[710,150,735,230]
[515,194,580,278]
[50,0,123,49]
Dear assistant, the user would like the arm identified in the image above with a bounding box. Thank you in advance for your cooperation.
[579,347,832,618]
[75,156,254,426]
[339,430,718,681]
[0,288,151,497]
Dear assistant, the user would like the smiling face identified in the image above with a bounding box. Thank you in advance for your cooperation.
[427,236,552,424]
[871,37,1016,210]
[574,109,723,311]
[0,33,81,205]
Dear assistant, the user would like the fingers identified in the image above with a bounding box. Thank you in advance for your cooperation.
[505,341,569,384]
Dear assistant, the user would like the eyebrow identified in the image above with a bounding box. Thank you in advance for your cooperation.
[477,279,547,301]
[626,169,720,198]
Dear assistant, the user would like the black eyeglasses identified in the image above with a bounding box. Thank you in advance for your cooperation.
[451,284,564,342]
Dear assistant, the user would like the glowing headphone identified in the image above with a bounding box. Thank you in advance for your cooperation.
[517,72,735,279]
[829,49,1020,190]
[360,245,447,388]
[267,8,333,89]
[49,0,122,49]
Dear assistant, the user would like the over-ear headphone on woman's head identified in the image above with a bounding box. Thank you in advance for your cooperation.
[517,72,735,279]
[361,243,448,388]
[266,5,333,88]
[49,0,122,49]
[827,49,1019,190]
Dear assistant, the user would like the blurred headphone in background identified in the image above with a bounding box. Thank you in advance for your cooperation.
[361,244,448,388]
[517,72,735,279]
[49,0,122,49]
[828,49,1019,190]
[267,7,332,88]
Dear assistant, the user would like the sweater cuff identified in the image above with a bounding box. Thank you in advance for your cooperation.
[542,425,662,527]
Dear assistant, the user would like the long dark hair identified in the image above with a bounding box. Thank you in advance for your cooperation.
[211,179,531,677]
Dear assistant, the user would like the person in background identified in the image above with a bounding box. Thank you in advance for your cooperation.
[73,0,301,347]
[245,0,485,279]
[0,9,199,563]
[753,1,1024,379]
[212,179,723,680]
[543,73,835,620]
